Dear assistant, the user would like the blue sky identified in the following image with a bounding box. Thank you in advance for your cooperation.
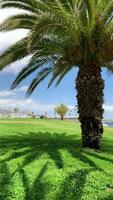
[0,8,113,118]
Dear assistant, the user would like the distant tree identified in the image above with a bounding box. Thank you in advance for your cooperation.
[14,108,19,113]
[40,115,47,119]
[55,104,68,120]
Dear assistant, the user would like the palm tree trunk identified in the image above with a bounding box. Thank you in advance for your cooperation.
[61,116,64,120]
[76,64,104,149]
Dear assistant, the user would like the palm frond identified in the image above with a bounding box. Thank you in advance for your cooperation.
[0,37,28,70]
[105,62,113,73]
[28,15,65,49]
[0,14,36,31]
[11,56,55,89]
[27,67,53,95]
[102,1,113,24]
[1,0,37,12]
[55,67,72,86]
[48,68,60,88]
[0,0,113,95]
[48,58,72,88]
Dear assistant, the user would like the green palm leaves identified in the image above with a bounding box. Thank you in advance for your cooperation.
[55,104,69,120]
[0,0,113,94]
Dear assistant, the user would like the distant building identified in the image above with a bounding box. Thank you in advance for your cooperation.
[0,109,39,118]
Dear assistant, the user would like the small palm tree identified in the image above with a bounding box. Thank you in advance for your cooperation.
[55,104,68,120]
[14,108,19,113]
[1,0,113,149]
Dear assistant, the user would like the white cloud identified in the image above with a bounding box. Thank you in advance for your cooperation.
[0,97,56,113]
[103,104,113,113]
[15,86,28,92]
[0,8,30,74]
[0,88,75,113]
[0,86,56,113]
[0,8,29,54]
[0,86,28,98]
[0,8,28,23]
[2,55,31,74]
[0,90,14,97]
[0,30,29,54]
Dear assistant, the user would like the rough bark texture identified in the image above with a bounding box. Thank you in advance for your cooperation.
[76,64,104,149]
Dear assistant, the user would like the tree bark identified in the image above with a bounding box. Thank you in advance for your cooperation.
[61,116,64,120]
[76,64,104,149]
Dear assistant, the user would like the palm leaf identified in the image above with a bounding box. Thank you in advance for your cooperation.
[0,37,28,70]
[0,14,36,31]
[55,67,72,86]
[0,0,113,96]
[1,0,37,12]
[27,67,53,95]
[11,56,55,89]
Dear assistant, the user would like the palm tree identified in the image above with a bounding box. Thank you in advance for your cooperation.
[0,0,113,149]
[14,108,19,113]
[55,104,68,120]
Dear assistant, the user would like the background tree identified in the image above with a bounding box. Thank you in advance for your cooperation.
[55,104,68,120]
[1,0,113,149]
[14,108,19,113]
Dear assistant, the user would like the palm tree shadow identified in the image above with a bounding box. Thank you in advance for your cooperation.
[68,148,98,168]
[0,131,112,199]
[0,163,10,200]
[18,162,48,200]
[58,168,96,200]
[83,150,113,165]
[98,196,113,200]
[0,131,80,169]
[102,138,113,154]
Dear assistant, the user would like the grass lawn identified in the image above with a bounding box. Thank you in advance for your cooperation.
[0,119,113,200]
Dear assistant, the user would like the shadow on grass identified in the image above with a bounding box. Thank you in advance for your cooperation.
[102,139,113,154]
[83,150,113,164]
[0,131,112,199]
[99,196,113,200]
[58,168,95,200]
[0,163,11,200]
[0,131,81,169]
[18,162,48,200]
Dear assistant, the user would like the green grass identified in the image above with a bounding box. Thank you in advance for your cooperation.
[0,119,113,200]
